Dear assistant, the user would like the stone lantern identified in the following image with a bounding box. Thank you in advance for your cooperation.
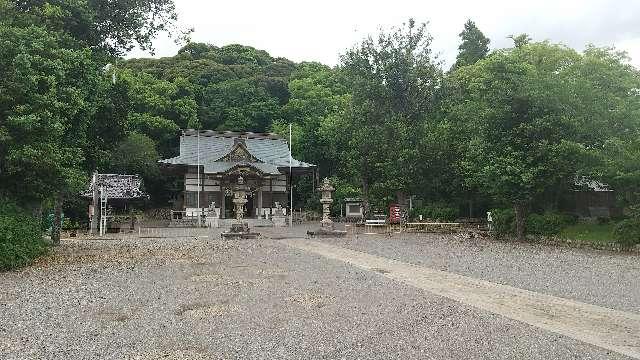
[222,175,259,239]
[318,178,335,228]
[307,178,346,238]
[232,176,248,222]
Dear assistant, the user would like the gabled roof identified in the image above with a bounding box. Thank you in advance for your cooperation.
[203,161,281,175]
[159,130,316,174]
[82,174,146,199]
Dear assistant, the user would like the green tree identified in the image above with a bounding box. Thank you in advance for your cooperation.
[449,42,637,239]
[1,0,183,244]
[14,0,180,56]
[453,19,490,69]
[110,133,160,178]
[281,62,350,177]
[336,19,443,214]
[0,22,101,244]
[509,34,532,48]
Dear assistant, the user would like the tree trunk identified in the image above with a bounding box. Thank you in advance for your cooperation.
[52,193,63,246]
[361,177,370,219]
[514,202,526,241]
[90,173,98,235]
[32,202,43,230]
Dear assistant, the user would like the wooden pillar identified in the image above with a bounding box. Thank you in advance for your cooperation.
[221,185,226,219]
[257,179,263,219]
[269,177,273,217]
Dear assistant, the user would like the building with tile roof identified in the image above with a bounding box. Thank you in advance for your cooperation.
[159,130,316,219]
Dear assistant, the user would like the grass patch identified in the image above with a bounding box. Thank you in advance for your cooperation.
[559,222,615,245]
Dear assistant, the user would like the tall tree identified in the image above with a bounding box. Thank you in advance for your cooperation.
[336,19,443,214]
[1,0,182,243]
[453,19,490,69]
[280,62,350,177]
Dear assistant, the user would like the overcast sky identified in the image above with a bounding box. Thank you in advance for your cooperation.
[127,0,640,69]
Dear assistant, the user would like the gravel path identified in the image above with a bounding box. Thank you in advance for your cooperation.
[314,228,640,314]
[0,227,637,359]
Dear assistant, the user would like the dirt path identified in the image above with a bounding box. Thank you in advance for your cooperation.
[282,238,640,359]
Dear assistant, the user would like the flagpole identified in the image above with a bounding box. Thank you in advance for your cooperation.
[197,129,201,227]
[289,123,293,227]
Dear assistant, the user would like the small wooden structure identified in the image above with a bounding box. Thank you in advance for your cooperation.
[344,197,363,220]
[83,173,146,235]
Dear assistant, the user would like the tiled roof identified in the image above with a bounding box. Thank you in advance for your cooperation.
[574,177,613,192]
[159,130,316,174]
[82,174,146,199]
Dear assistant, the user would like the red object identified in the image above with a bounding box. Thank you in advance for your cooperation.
[389,204,402,224]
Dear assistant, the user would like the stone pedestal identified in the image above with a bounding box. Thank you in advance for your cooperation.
[272,202,287,227]
[205,216,219,228]
[272,216,286,227]
[205,204,219,228]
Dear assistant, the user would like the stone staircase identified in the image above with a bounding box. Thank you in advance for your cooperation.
[219,218,274,228]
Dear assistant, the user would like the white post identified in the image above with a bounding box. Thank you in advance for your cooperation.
[289,123,293,227]
[197,129,201,227]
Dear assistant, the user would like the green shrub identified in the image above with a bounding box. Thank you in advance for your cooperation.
[490,209,574,236]
[0,199,49,271]
[526,212,575,236]
[489,208,515,235]
[613,218,640,249]
[411,203,458,221]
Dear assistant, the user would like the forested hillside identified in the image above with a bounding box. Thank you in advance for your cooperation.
[117,21,640,241]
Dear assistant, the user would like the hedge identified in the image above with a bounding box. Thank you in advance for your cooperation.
[0,199,49,271]
[490,209,574,236]
[613,218,640,249]
[411,203,458,222]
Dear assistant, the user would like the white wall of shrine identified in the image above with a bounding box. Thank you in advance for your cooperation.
[181,172,289,218]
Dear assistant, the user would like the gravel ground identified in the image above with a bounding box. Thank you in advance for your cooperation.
[313,226,640,314]
[0,225,636,359]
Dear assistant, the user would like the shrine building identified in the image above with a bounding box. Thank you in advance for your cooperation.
[159,130,316,219]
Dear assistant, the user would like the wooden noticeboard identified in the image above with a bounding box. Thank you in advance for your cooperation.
[389,204,402,224]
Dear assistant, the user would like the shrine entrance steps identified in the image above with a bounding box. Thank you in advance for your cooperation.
[218,218,274,228]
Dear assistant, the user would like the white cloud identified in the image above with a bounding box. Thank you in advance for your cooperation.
[127,0,640,69]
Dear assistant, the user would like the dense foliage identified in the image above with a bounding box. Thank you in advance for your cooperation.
[411,204,459,222]
[2,0,640,259]
[613,218,640,249]
[452,19,490,69]
[0,198,49,271]
[0,0,180,259]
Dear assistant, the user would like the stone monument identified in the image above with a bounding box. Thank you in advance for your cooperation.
[307,178,346,238]
[205,201,219,228]
[221,176,259,239]
[232,176,248,222]
[272,201,287,227]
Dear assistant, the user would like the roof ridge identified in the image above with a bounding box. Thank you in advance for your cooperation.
[182,129,283,140]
